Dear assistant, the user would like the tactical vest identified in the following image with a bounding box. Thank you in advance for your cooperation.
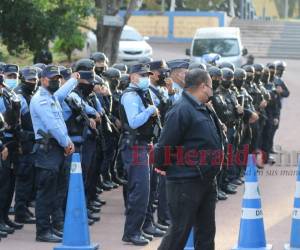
[119,88,155,142]
[19,91,34,132]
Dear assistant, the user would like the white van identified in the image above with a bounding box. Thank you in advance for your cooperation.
[186,27,248,67]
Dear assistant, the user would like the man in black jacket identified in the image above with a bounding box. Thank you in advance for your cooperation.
[155,69,224,250]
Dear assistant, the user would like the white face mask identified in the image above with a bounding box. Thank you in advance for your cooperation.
[5,79,18,89]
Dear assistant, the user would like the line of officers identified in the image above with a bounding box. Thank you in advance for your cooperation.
[0,53,289,246]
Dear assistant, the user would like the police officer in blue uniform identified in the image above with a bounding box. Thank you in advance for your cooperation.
[14,67,39,224]
[0,74,23,238]
[119,63,159,246]
[62,69,102,224]
[0,68,24,234]
[30,65,79,242]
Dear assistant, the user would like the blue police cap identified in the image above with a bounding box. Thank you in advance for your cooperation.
[129,63,153,75]
[78,71,95,84]
[21,67,38,81]
[167,59,189,71]
[3,64,19,75]
[148,60,169,72]
[41,65,62,78]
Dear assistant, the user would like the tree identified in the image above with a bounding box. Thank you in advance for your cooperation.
[54,30,85,62]
[92,0,140,64]
[0,0,91,57]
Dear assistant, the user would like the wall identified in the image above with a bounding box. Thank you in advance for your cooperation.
[119,11,226,42]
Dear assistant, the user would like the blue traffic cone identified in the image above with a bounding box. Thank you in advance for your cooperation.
[184,228,194,250]
[54,153,99,250]
[232,154,272,250]
[284,157,300,250]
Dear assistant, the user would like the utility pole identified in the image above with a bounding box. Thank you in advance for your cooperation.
[161,0,165,12]
[240,0,244,19]
[285,0,289,19]
[170,0,176,11]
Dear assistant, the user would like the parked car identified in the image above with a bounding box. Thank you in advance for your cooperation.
[117,25,153,64]
[186,27,248,67]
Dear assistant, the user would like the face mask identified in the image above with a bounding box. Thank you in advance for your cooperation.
[138,77,150,90]
[246,75,254,83]
[78,83,94,96]
[47,79,60,94]
[261,75,269,84]
[212,79,220,90]
[221,80,232,89]
[95,67,105,76]
[22,81,36,94]
[110,79,120,90]
[276,70,283,78]
[234,79,244,89]
[5,79,18,89]
[254,74,261,83]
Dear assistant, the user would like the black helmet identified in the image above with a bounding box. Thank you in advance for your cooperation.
[112,63,128,74]
[266,62,276,70]
[234,68,246,89]
[275,60,286,71]
[94,75,105,86]
[74,58,95,72]
[221,67,234,89]
[253,63,264,74]
[102,67,121,80]
[33,63,46,71]
[243,65,255,83]
[188,62,207,71]
[234,68,247,80]
[208,66,222,90]
[90,52,108,63]
[208,66,222,78]
[218,61,235,71]
[119,74,130,90]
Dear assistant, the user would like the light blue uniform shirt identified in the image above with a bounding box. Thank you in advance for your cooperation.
[121,83,156,130]
[30,78,77,147]
[61,91,102,143]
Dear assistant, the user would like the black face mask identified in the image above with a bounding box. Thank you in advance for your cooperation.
[157,75,166,86]
[254,74,261,83]
[47,79,60,94]
[245,75,254,83]
[261,74,269,84]
[212,79,220,90]
[95,67,105,76]
[276,69,284,78]
[234,79,244,89]
[22,81,36,95]
[110,79,120,90]
[221,80,232,89]
[78,83,94,96]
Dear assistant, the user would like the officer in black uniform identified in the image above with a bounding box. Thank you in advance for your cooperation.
[90,52,109,76]
[261,66,279,164]
[155,69,223,250]
[101,67,124,187]
[213,68,243,192]
[14,67,38,224]
[112,63,128,74]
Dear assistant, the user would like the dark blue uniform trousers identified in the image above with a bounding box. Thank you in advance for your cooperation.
[121,142,150,237]
[34,143,65,235]
[14,153,35,218]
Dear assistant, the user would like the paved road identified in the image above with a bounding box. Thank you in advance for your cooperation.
[1,42,299,250]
